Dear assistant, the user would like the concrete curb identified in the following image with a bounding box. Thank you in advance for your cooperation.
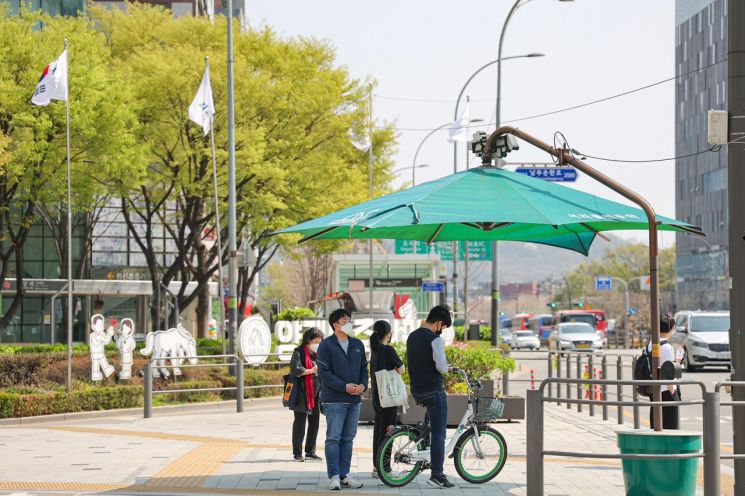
[0,396,281,426]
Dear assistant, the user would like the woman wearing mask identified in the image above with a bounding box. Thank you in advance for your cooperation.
[369,320,405,478]
[290,327,324,462]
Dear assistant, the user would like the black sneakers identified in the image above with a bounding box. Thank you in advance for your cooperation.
[428,474,455,488]
[293,455,304,462]
[304,453,323,461]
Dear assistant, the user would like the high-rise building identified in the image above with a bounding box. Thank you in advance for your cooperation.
[675,0,729,310]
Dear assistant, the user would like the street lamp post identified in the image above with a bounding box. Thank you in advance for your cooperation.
[491,0,573,345]
[451,54,543,330]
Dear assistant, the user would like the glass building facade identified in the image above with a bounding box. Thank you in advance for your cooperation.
[675,0,729,311]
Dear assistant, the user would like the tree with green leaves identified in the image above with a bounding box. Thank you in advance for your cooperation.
[0,8,141,333]
[90,4,396,334]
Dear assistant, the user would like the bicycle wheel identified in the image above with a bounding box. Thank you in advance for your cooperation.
[377,427,424,487]
[453,426,507,484]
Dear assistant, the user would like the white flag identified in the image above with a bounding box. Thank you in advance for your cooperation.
[349,129,371,152]
[189,64,215,135]
[447,101,470,143]
[31,48,68,106]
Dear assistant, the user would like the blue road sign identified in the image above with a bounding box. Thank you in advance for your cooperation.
[594,276,612,291]
[515,166,578,182]
[422,280,446,292]
[628,307,637,316]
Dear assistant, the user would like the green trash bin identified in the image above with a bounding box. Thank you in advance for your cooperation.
[616,430,701,496]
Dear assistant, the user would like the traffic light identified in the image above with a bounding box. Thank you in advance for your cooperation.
[574,301,584,308]
[547,301,557,310]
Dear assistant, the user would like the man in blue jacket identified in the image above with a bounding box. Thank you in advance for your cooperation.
[316,308,368,490]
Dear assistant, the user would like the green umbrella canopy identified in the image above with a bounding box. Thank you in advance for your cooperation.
[274,166,704,255]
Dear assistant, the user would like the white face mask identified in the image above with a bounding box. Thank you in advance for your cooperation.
[341,322,354,334]
[309,343,319,353]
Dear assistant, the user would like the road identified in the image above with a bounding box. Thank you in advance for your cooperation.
[508,348,734,467]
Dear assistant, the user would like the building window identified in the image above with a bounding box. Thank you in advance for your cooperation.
[704,168,727,193]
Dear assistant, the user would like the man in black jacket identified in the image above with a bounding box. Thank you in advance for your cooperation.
[406,305,454,488]
[317,309,368,490]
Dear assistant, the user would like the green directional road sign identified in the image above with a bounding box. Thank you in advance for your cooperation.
[394,240,492,261]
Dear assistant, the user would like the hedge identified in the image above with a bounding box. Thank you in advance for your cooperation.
[156,380,222,404]
[0,386,142,419]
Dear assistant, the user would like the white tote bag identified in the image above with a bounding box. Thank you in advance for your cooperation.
[375,368,409,412]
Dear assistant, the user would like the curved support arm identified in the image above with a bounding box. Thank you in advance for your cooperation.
[482,125,664,430]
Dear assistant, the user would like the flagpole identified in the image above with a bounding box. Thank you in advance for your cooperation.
[226,0,239,375]
[367,84,374,321]
[205,57,226,357]
[64,39,73,393]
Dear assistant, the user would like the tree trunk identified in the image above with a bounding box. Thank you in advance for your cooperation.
[196,283,209,338]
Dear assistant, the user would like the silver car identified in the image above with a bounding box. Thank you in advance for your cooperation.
[549,322,603,352]
[671,310,730,371]
[511,331,540,350]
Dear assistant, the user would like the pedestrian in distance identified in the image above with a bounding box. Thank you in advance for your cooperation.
[406,305,455,488]
[316,309,368,490]
[369,320,405,479]
[289,327,324,462]
[648,313,680,429]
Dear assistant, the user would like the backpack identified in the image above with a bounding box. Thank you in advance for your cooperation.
[633,339,667,397]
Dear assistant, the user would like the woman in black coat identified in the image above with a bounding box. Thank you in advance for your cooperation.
[289,327,324,462]
[369,320,405,478]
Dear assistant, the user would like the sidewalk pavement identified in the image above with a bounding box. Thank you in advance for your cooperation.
[0,397,706,496]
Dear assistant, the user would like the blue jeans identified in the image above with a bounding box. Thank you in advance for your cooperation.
[423,390,448,477]
[323,402,361,479]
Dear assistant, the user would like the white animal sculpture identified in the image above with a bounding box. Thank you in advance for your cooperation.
[139,325,198,379]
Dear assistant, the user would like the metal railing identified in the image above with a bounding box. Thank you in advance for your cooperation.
[143,354,284,418]
[526,377,720,496]
[506,349,642,426]
[715,381,745,462]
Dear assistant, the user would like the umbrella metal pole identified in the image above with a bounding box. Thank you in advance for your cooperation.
[482,126,663,430]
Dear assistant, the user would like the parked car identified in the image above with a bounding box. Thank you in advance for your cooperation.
[511,331,540,350]
[549,322,603,352]
[671,310,731,371]
[499,328,512,346]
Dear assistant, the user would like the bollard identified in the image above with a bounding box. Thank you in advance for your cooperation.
[556,352,562,406]
[601,355,608,421]
[616,355,624,425]
[631,357,640,429]
[702,391,720,496]
[576,355,582,413]
[236,356,244,413]
[566,353,571,410]
[526,389,544,496]
[588,354,594,417]
[144,362,152,419]
[547,352,553,399]
[502,369,510,397]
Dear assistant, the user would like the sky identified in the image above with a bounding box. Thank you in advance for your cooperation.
[246,0,679,248]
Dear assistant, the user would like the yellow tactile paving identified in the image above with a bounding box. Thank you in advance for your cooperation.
[0,481,127,491]
[147,442,246,488]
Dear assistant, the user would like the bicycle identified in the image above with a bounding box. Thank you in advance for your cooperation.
[376,367,508,487]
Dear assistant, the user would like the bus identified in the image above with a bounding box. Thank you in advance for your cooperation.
[510,313,532,331]
[555,310,598,329]
[586,309,608,336]
[528,314,555,346]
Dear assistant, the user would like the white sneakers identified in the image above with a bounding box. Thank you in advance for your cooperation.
[329,475,341,490]
[341,476,364,489]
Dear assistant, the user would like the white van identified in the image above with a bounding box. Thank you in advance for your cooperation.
[670,310,730,371]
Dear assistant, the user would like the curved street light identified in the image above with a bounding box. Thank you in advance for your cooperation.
[412,119,484,186]
[393,163,431,177]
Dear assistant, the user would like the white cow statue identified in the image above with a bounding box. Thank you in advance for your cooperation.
[140,325,198,379]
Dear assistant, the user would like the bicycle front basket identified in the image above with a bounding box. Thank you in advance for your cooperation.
[476,397,505,421]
